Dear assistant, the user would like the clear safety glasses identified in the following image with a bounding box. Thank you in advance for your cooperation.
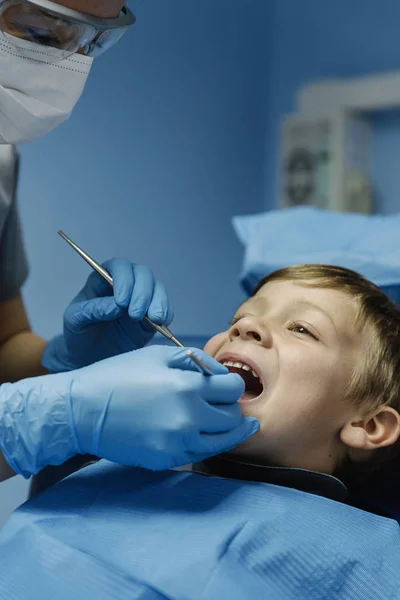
[0,0,135,60]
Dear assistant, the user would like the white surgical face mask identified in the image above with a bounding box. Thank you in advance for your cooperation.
[0,34,93,144]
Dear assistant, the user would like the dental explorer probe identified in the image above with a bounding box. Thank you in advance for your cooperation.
[57,231,215,376]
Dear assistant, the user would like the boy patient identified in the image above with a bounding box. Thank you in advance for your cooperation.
[201,264,400,489]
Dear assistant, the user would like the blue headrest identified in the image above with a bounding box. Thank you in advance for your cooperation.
[233,207,400,303]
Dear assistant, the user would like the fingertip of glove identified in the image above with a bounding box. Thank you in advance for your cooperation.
[245,417,260,436]
[147,309,165,324]
[129,306,147,321]
[229,371,246,389]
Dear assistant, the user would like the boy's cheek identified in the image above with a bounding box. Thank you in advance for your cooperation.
[204,332,228,357]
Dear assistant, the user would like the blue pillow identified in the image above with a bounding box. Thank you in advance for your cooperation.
[233,207,400,303]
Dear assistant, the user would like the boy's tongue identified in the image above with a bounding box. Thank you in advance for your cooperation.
[227,366,263,402]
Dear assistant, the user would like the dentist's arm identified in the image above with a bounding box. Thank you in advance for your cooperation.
[0,258,175,382]
[0,261,259,482]
[0,346,259,482]
[0,295,48,384]
[0,295,47,480]
[0,294,49,480]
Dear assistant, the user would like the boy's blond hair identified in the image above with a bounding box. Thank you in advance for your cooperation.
[253,265,400,487]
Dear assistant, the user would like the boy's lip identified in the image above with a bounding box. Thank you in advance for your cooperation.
[216,351,265,389]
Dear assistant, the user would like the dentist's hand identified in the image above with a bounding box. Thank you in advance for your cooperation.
[42,259,174,372]
[0,346,260,477]
[73,346,260,470]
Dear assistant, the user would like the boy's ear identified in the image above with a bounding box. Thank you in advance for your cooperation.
[340,406,400,460]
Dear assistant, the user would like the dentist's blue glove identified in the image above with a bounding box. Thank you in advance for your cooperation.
[0,346,260,478]
[42,259,174,372]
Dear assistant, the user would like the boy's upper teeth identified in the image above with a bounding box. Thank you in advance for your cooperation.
[222,360,259,379]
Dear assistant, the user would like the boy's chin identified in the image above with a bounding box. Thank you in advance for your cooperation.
[226,434,261,458]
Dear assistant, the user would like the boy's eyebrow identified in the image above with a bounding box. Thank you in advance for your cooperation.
[288,300,337,331]
[239,298,337,331]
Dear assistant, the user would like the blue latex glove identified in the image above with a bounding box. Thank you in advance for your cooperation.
[42,259,174,372]
[0,346,260,478]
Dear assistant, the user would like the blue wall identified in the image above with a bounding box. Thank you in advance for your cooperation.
[263,0,400,214]
[18,0,269,342]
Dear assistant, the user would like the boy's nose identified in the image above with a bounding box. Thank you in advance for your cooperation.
[229,317,272,347]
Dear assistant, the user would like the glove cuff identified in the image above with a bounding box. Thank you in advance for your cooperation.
[0,376,80,478]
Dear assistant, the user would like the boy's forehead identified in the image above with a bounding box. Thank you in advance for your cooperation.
[242,279,316,307]
[251,278,350,302]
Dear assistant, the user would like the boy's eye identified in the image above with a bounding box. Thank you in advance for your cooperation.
[229,316,242,327]
[287,321,317,340]
[229,314,252,327]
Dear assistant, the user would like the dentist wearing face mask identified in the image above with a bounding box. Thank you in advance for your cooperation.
[0,0,260,492]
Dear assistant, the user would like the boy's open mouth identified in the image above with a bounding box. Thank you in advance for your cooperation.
[219,358,264,402]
